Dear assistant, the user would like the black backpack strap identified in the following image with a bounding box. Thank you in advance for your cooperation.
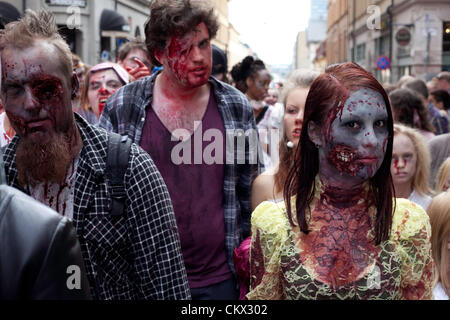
[255,105,269,125]
[106,132,132,216]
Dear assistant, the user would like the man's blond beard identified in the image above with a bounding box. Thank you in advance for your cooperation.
[16,132,72,187]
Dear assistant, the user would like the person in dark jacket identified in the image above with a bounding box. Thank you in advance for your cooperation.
[0,178,91,299]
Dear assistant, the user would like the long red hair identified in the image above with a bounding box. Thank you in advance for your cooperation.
[284,62,395,245]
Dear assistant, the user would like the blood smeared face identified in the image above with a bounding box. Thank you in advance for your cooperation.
[157,22,212,88]
[87,69,123,118]
[391,133,417,187]
[0,42,74,144]
[319,88,389,182]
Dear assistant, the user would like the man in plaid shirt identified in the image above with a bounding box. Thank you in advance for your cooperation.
[0,10,190,300]
[100,0,263,299]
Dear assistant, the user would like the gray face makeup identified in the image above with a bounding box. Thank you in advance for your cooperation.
[319,87,389,183]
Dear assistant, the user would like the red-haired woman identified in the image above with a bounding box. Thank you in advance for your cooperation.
[247,63,435,300]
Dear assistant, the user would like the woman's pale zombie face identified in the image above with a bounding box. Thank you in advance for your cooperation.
[318,87,389,183]
[390,133,417,187]
[87,69,123,117]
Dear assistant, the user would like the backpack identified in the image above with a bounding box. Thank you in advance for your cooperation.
[106,132,132,216]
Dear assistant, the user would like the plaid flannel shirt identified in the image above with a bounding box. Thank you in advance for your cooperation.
[2,114,191,300]
[428,102,449,135]
[99,73,263,278]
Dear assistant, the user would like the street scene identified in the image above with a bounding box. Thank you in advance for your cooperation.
[0,0,449,306]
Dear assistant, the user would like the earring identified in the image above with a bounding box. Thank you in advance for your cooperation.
[286,141,294,149]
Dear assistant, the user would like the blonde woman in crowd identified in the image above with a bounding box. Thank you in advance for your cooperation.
[435,157,450,193]
[391,124,433,210]
[427,191,450,300]
[251,69,319,211]
[234,69,319,300]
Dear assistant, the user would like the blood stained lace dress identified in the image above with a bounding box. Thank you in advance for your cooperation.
[247,176,435,300]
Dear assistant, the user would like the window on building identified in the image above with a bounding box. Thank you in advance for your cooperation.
[443,21,450,70]
[356,43,366,63]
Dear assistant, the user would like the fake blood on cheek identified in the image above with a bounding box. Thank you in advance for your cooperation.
[166,37,190,83]
[328,144,363,176]
[8,75,63,135]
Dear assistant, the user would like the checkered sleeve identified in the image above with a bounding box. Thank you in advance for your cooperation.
[125,143,191,299]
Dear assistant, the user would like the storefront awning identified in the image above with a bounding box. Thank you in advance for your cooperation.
[100,9,130,32]
[0,2,21,28]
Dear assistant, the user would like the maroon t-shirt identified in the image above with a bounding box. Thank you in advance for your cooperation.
[140,90,232,288]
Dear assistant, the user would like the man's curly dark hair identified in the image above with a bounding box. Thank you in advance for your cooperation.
[145,0,219,67]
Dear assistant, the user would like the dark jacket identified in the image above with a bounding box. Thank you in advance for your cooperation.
[0,184,91,299]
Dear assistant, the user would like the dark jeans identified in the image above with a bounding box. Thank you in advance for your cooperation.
[190,277,239,300]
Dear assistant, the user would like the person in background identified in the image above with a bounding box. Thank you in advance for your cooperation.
[427,77,439,93]
[436,71,450,93]
[231,56,272,168]
[429,133,450,189]
[382,82,397,96]
[403,78,449,135]
[72,53,87,98]
[0,183,91,300]
[435,157,450,193]
[248,62,434,300]
[397,75,415,88]
[0,99,14,146]
[100,0,262,300]
[389,88,436,141]
[429,89,450,118]
[251,69,319,210]
[79,62,129,124]
[264,88,279,106]
[211,44,229,83]
[391,124,433,211]
[116,38,153,81]
[427,190,450,300]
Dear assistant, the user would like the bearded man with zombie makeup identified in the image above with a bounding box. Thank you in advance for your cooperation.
[247,63,435,300]
[100,0,262,300]
[0,10,190,300]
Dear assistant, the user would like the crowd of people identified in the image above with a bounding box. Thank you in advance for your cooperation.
[0,0,449,301]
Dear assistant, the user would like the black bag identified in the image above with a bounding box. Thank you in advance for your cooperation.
[106,133,132,216]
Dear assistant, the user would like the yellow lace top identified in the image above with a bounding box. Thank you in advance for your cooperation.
[247,181,435,300]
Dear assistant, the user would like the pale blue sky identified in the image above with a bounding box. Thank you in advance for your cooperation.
[228,0,311,66]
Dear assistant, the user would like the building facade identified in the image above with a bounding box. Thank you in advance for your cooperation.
[346,0,450,84]
[327,0,348,65]
[4,0,150,65]
[4,0,249,72]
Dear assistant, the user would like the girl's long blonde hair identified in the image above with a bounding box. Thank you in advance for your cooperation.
[427,190,450,297]
[393,124,432,196]
[435,157,450,193]
[274,69,319,194]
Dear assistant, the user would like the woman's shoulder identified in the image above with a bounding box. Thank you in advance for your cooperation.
[252,200,289,236]
[251,168,277,201]
[390,197,431,241]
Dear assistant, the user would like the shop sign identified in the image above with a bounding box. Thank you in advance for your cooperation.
[396,28,411,46]
[45,0,87,7]
[376,55,391,70]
